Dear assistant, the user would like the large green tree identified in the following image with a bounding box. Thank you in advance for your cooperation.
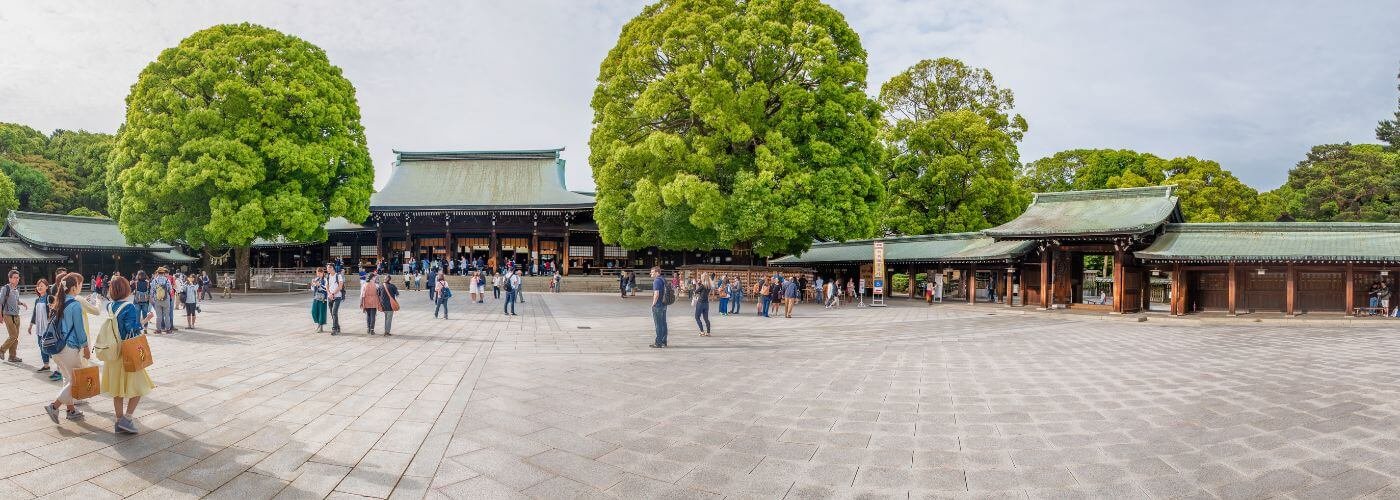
[109,23,373,284]
[877,58,1028,234]
[1281,143,1400,221]
[46,129,115,213]
[1160,157,1261,222]
[1019,149,1167,193]
[0,123,47,157]
[0,171,18,217]
[0,158,53,211]
[589,0,883,258]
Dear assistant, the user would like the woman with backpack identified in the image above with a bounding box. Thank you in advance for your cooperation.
[43,273,89,423]
[133,271,152,334]
[310,267,329,333]
[30,279,61,382]
[434,275,451,319]
[98,277,155,434]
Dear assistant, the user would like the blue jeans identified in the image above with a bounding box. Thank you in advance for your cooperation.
[731,294,741,314]
[760,296,771,317]
[435,297,449,318]
[717,297,729,314]
[651,305,668,345]
[694,303,710,333]
[503,291,516,314]
[136,302,151,330]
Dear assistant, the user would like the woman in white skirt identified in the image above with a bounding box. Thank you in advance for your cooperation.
[473,271,486,303]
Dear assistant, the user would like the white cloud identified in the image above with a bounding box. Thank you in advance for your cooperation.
[1,0,1396,192]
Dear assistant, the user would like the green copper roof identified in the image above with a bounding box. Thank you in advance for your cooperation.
[1136,223,1400,263]
[372,149,594,211]
[0,237,64,263]
[771,233,1034,265]
[984,185,1183,239]
[150,249,199,263]
[4,211,175,252]
[324,217,371,232]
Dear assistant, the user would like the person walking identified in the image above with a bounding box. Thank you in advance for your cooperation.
[99,277,155,434]
[782,275,798,318]
[30,279,61,381]
[377,274,399,336]
[729,278,743,315]
[199,272,213,301]
[150,268,175,334]
[503,271,520,316]
[360,272,382,335]
[325,262,345,335]
[825,279,840,308]
[758,278,772,317]
[693,273,712,336]
[132,271,152,334]
[43,273,88,424]
[717,277,730,316]
[649,267,669,348]
[1,269,29,362]
[619,271,628,298]
[492,272,502,299]
[474,271,486,303]
[181,274,199,329]
[426,267,438,303]
[310,267,329,333]
[516,269,526,304]
[435,275,451,319]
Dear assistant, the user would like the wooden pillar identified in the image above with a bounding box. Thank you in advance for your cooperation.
[489,229,499,271]
[563,230,571,276]
[1170,263,1183,315]
[1112,249,1126,313]
[1228,262,1237,316]
[1039,250,1050,309]
[1008,267,1019,305]
[1285,263,1296,316]
[908,265,917,299]
[531,231,539,274]
[968,263,977,304]
[593,239,603,271]
[1345,262,1355,316]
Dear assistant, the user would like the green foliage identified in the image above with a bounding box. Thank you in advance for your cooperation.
[589,0,884,257]
[1379,67,1399,150]
[1161,157,1261,222]
[0,158,53,211]
[0,123,47,157]
[67,206,107,218]
[0,171,18,216]
[1282,143,1400,222]
[108,23,373,251]
[46,129,115,213]
[879,57,1027,141]
[1253,186,1296,221]
[880,109,1027,234]
[1019,149,1166,193]
[878,58,1028,235]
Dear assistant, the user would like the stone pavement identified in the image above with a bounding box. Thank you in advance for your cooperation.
[3,290,1400,499]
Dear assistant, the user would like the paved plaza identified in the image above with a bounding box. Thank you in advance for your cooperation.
[3,290,1400,499]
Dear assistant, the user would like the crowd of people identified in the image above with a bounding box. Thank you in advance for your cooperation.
[0,267,164,435]
[308,261,535,334]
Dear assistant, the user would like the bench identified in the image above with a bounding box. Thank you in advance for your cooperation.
[1353,307,1388,316]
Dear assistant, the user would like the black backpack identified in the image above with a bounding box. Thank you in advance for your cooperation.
[662,281,676,305]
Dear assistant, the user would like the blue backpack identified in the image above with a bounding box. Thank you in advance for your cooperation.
[38,299,73,356]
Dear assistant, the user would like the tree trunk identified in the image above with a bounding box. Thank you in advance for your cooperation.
[201,246,213,271]
[235,246,251,289]
[731,241,754,266]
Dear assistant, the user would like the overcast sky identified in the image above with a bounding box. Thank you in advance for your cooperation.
[2,0,1397,192]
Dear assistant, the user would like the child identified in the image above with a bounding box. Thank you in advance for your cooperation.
[182,275,199,329]
[29,279,61,382]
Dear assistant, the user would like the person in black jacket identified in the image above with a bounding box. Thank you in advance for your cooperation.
[377,275,400,336]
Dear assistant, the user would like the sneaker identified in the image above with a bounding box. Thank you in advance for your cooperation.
[368,330,376,335]
[649,344,664,348]
[44,403,59,424]
[36,365,50,372]
[383,332,392,336]
[115,417,138,434]
[49,371,62,381]
[7,357,21,363]
[65,410,84,421]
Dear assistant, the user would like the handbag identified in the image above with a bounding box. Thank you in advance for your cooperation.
[120,334,154,372]
[72,360,101,400]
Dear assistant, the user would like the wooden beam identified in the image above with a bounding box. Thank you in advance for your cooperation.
[1227,262,1237,316]
[968,264,977,304]
[1171,263,1183,315]
[1005,269,1015,308]
[1285,263,1296,316]
[562,230,571,276]
[1039,250,1050,309]
[1345,262,1354,316]
[1112,249,1125,313]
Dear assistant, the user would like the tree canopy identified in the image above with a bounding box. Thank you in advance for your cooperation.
[1280,143,1400,222]
[1160,157,1262,222]
[589,0,883,257]
[0,157,53,212]
[109,23,373,282]
[1019,149,1167,193]
[46,129,115,213]
[0,123,47,157]
[877,58,1028,235]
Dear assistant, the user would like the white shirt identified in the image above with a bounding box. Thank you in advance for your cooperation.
[326,272,344,299]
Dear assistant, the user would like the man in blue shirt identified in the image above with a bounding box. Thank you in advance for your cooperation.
[782,276,799,318]
[650,267,667,348]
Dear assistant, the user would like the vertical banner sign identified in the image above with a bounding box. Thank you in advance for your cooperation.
[871,241,886,306]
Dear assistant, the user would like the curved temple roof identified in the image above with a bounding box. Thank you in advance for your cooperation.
[371,149,595,211]
[984,185,1183,239]
[770,233,1034,266]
